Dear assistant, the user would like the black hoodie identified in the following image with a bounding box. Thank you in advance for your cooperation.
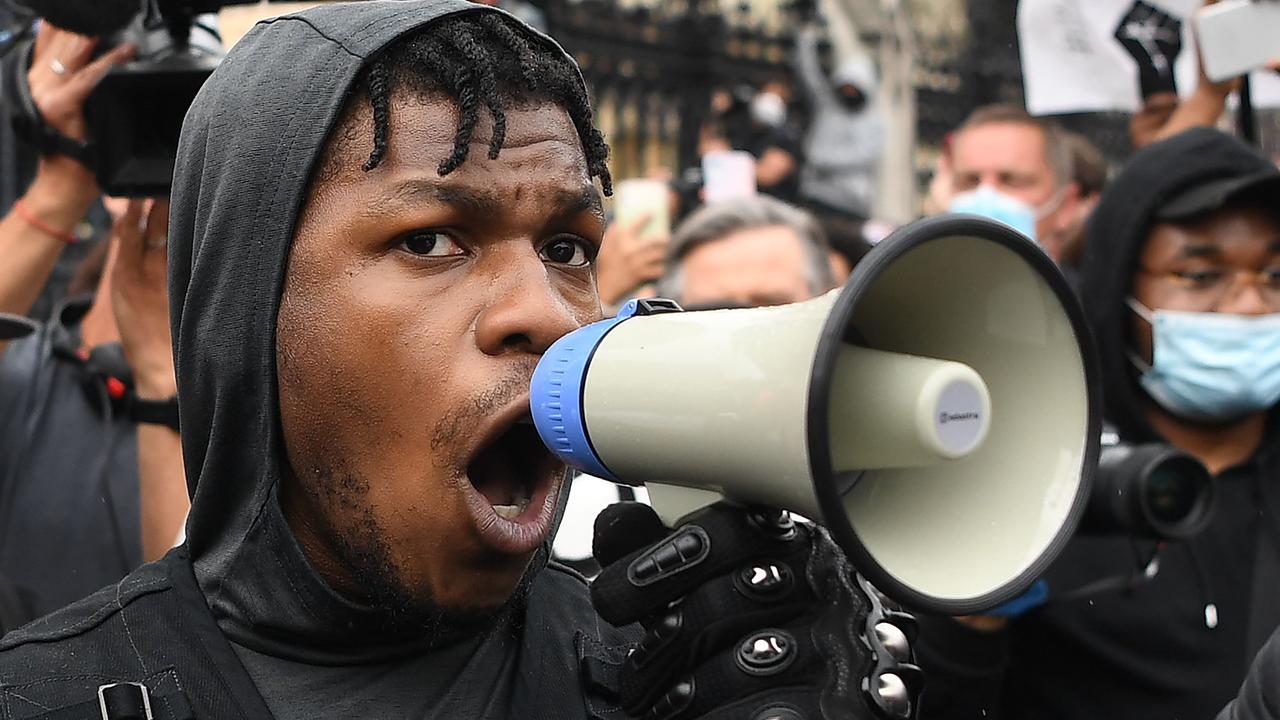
[0,3,637,717]
[916,128,1280,720]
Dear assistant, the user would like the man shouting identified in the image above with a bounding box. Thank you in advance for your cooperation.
[0,3,913,718]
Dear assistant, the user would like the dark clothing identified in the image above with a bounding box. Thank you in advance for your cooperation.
[0,546,626,719]
[1219,624,1280,720]
[740,125,803,203]
[918,455,1280,719]
[0,296,141,627]
[0,2,638,717]
[716,105,804,203]
[916,129,1280,719]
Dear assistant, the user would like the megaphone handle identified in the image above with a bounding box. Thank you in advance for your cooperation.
[644,482,727,527]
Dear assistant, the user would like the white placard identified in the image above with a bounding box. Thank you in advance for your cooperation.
[1018,0,1280,115]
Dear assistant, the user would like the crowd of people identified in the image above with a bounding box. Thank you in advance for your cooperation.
[0,0,1278,718]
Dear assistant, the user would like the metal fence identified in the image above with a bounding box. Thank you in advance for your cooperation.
[542,0,815,181]
[544,0,1144,192]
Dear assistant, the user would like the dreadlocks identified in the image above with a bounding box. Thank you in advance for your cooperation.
[352,11,612,194]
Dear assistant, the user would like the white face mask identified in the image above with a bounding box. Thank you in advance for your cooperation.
[749,92,787,128]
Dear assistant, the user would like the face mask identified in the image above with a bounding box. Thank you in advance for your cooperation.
[1127,297,1280,422]
[947,185,1040,241]
[947,185,1064,244]
[750,92,787,128]
[837,85,867,112]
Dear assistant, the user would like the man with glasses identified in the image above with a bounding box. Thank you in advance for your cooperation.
[916,127,1280,720]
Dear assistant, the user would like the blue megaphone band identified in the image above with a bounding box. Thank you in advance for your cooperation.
[530,298,684,482]
[529,300,638,481]
[983,579,1049,617]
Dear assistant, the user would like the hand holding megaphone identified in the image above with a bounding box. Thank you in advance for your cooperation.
[591,501,922,720]
[532,216,1101,614]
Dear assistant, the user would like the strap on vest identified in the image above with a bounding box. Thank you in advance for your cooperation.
[30,682,194,720]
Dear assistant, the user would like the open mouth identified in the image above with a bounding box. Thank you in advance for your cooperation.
[466,415,556,522]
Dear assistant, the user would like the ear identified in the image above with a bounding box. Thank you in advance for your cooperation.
[1051,182,1082,234]
[1040,183,1081,263]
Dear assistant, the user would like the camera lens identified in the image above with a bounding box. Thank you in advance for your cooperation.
[1085,442,1214,540]
[1143,459,1201,525]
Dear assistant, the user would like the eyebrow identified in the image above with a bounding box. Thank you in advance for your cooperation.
[369,179,502,217]
[553,186,606,222]
[366,178,604,223]
[1176,239,1280,259]
[1178,243,1222,259]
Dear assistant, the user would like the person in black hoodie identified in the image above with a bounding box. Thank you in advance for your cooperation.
[915,127,1280,719]
[0,3,913,718]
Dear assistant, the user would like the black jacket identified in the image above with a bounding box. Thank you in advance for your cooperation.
[0,2,638,717]
[916,129,1280,720]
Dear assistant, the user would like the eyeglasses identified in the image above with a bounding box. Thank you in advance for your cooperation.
[1137,266,1280,308]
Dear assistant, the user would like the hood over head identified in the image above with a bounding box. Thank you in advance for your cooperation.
[167,0,586,662]
[1078,128,1280,442]
[832,54,878,103]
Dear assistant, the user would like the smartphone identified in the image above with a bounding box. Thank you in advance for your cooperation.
[613,179,671,241]
[1196,0,1280,82]
[701,150,758,204]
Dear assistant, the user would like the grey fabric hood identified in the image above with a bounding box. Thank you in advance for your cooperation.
[166,0,585,662]
[832,54,877,103]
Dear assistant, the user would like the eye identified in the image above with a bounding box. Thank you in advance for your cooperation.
[398,231,465,258]
[541,237,594,267]
[1173,268,1225,288]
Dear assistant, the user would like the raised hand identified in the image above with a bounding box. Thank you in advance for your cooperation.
[109,199,175,400]
[27,23,136,143]
[1115,0,1184,97]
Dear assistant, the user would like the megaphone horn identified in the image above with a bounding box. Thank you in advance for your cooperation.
[531,215,1101,614]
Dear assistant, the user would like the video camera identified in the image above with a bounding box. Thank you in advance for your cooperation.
[1079,434,1214,542]
[2,0,256,196]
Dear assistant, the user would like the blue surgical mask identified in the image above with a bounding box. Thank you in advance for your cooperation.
[947,186,1040,242]
[1127,297,1280,422]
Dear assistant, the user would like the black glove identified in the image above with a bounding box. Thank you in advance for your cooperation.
[591,502,923,720]
[1114,0,1184,98]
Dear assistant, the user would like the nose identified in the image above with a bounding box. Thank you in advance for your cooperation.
[474,246,587,357]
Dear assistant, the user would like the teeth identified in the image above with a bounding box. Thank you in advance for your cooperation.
[492,494,532,521]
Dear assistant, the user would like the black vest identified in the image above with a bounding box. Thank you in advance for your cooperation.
[0,547,635,720]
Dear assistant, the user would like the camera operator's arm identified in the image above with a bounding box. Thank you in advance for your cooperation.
[0,154,94,315]
[110,200,188,561]
[0,26,134,324]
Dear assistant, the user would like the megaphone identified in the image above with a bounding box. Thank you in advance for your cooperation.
[531,216,1101,614]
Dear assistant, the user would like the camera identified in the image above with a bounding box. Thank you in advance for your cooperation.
[1079,436,1215,541]
[2,0,255,196]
